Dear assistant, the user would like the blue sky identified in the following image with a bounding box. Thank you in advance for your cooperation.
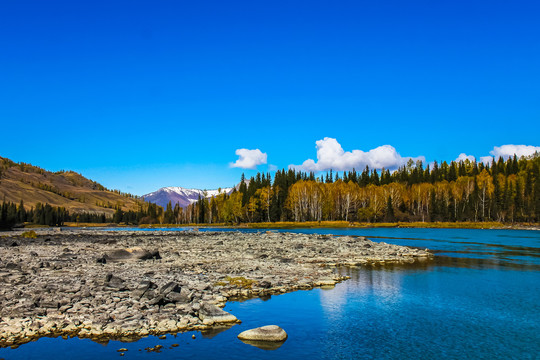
[1,0,539,195]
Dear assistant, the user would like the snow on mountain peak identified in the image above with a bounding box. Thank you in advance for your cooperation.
[142,186,234,209]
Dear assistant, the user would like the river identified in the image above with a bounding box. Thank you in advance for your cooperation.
[1,227,539,359]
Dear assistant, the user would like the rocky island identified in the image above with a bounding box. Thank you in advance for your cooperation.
[0,229,432,347]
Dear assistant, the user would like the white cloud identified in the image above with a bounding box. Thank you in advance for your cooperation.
[480,156,493,165]
[456,153,476,162]
[455,145,539,165]
[268,164,278,172]
[289,137,425,172]
[230,149,268,169]
[490,145,540,159]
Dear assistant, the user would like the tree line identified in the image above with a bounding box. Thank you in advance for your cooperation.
[180,154,540,224]
[112,202,163,225]
[0,200,116,229]
[0,198,169,229]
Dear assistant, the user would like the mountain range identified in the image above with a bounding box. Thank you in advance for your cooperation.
[142,186,234,209]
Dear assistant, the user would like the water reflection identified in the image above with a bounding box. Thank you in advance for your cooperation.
[319,266,407,324]
[238,339,286,350]
[318,280,348,319]
[430,253,540,270]
[201,324,237,339]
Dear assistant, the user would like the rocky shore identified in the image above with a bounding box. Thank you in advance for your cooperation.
[0,229,432,348]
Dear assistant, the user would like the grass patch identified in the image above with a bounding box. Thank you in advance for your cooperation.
[244,221,514,229]
[63,222,119,227]
[139,223,231,228]
[21,230,37,238]
[246,221,351,229]
[215,276,257,289]
[393,221,506,229]
[55,221,539,230]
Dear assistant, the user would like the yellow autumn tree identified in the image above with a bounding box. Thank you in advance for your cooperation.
[476,169,494,219]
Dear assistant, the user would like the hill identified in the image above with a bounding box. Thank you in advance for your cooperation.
[0,157,143,215]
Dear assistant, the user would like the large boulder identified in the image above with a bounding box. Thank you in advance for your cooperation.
[160,281,192,304]
[198,303,237,323]
[97,247,161,263]
[138,282,192,306]
[237,325,287,342]
[132,280,158,299]
[105,274,128,291]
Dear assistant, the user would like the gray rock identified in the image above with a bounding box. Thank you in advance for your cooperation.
[167,287,191,303]
[39,299,59,309]
[159,281,181,295]
[100,247,161,263]
[258,280,272,289]
[237,325,288,341]
[5,262,20,270]
[133,280,157,299]
[105,274,128,291]
[198,303,237,323]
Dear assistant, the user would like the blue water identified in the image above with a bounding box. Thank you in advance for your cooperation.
[1,228,539,359]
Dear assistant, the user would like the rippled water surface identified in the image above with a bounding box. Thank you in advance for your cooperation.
[1,228,539,359]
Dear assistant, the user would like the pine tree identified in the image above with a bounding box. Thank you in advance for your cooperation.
[18,200,26,223]
[448,162,458,182]
[512,154,519,174]
[0,200,17,229]
[173,204,180,224]
[164,201,174,224]
[239,174,249,206]
[371,170,380,186]
[385,195,395,222]
[492,175,501,221]
[431,161,439,183]
[113,208,124,224]
[514,180,523,221]
[198,195,206,223]
[503,178,512,222]
[429,191,438,221]
[533,161,540,222]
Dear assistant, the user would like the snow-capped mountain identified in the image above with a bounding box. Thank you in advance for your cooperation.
[142,186,234,209]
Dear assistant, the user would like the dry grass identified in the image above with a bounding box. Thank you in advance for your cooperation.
[215,276,257,289]
[63,222,119,228]
[21,230,37,238]
[0,163,141,214]
[242,221,521,229]
[52,221,538,230]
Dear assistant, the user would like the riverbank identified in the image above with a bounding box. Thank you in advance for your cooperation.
[0,229,431,348]
[59,221,539,230]
[240,221,540,230]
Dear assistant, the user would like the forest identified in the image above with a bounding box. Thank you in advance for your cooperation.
[0,200,163,229]
[180,154,540,225]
